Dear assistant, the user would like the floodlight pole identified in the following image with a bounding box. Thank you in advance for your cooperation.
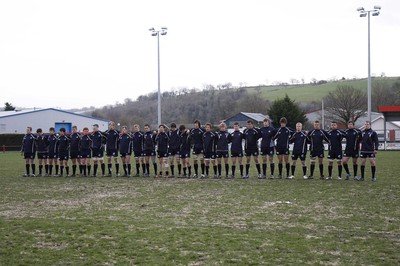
[149,27,167,126]
[357,6,381,123]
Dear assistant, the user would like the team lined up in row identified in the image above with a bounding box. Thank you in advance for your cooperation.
[21,117,379,181]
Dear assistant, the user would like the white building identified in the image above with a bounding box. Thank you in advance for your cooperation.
[0,108,110,134]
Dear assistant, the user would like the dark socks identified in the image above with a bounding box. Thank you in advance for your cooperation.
[278,163,283,176]
[328,165,333,177]
[319,164,324,176]
[262,163,267,175]
[285,163,290,177]
[291,165,295,176]
[270,163,275,176]
[310,164,315,176]
[343,163,350,175]
[353,164,358,177]
[256,163,261,174]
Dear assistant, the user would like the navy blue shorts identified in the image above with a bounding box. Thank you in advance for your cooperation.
[80,150,91,158]
[120,152,131,158]
[133,150,142,158]
[24,152,36,159]
[143,150,155,157]
[216,151,229,158]
[310,151,324,159]
[106,149,118,157]
[157,151,169,158]
[230,151,243,158]
[292,152,306,161]
[204,152,216,159]
[193,146,203,155]
[59,151,69,161]
[37,152,48,159]
[343,150,359,158]
[48,152,58,159]
[275,147,289,155]
[92,148,104,158]
[168,148,180,156]
[179,150,191,159]
[245,149,259,157]
[261,147,274,156]
[70,151,80,159]
[328,150,343,160]
[360,152,376,158]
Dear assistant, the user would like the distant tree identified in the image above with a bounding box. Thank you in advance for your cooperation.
[4,102,15,111]
[323,85,367,125]
[372,80,400,111]
[267,94,307,128]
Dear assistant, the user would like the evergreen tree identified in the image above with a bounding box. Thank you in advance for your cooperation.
[4,102,15,111]
[268,94,307,128]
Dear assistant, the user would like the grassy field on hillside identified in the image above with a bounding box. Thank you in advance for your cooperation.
[1,152,399,265]
[246,77,399,103]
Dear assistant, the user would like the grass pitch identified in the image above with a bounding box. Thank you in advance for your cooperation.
[1,152,400,265]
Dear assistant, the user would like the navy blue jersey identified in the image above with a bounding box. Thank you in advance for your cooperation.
[202,131,216,153]
[47,135,59,154]
[230,131,244,153]
[360,128,379,153]
[91,131,105,149]
[168,129,181,150]
[243,127,260,150]
[215,130,231,152]
[155,132,169,153]
[79,135,92,151]
[143,131,155,151]
[289,131,308,154]
[179,131,191,153]
[343,128,362,152]
[132,131,144,152]
[307,129,329,152]
[190,128,205,149]
[104,129,120,151]
[273,127,293,150]
[326,129,344,151]
[70,132,81,153]
[260,126,276,149]
[58,135,70,153]
[21,133,36,153]
[119,133,132,154]
[36,134,48,153]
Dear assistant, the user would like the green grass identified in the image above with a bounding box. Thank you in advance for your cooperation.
[1,152,400,265]
[246,77,400,103]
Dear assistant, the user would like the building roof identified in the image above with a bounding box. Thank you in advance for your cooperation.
[0,108,109,122]
[379,106,400,113]
[224,112,268,123]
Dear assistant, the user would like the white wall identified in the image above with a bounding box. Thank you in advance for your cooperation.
[0,109,109,133]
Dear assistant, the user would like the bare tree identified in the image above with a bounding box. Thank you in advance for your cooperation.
[324,85,367,124]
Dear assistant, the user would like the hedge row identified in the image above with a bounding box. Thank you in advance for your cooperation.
[0,134,24,151]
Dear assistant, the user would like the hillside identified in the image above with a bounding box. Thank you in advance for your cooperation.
[245,77,399,103]
[89,77,400,127]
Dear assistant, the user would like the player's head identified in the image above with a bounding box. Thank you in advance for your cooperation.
[26,126,32,134]
[92,124,99,132]
[133,124,140,132]
[159,124,165,133]
[179,125,186,132]
[365,121,371,130]
[83,127,89,135]
[72,125,78,133]
[330,121,338,130]
[234,122,240,131]
[296,122,302,132]
[170,123,177,130]
[205,123,212,132]
[219,122,227,131]
[49,127,55,135]
[108,121,115,130]
[246,120,254,129]
[280,117,287,127]
[121,125,128,134]
[59,127,66,136]
[347,121,354,129]
[194,120,201,129]
[144,124,150,132]
[314,120,320,130]
[36,128,42,135]
[263,118,270,127]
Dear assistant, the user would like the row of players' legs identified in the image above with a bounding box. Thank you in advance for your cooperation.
[23,155,377,180]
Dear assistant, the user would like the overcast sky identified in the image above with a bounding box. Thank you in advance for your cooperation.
[1,0,399,110]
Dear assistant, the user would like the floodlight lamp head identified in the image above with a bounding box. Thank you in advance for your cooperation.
[151,32,158,36]
[374,5,381,10]
[359,12,367,17]
[149,27,155,31]
[372,11,380,16]
[357,7,364,12]
[161,27,168,30]
[160,31,167,36]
